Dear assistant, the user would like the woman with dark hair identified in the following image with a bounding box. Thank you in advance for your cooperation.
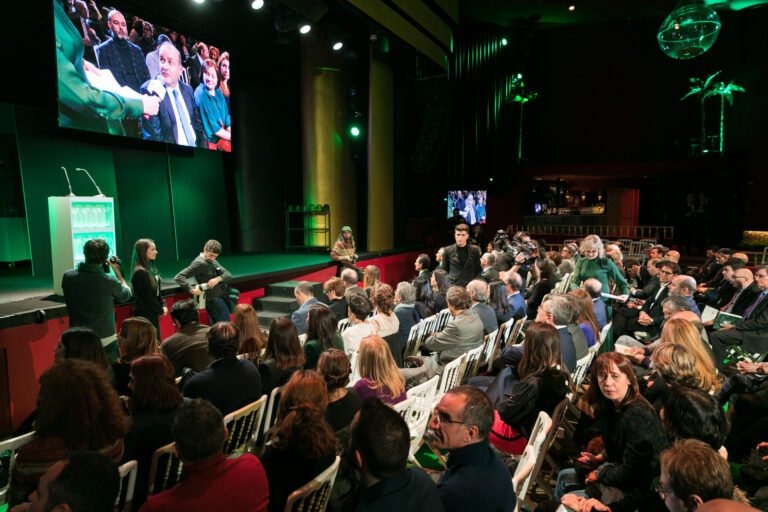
[55,326,111,375]
[317,349,362,432]
[193,59,231,151]
[234,303,267,364]
[431,268,450,311]
[413,276,437,318]
[113,317,160,396]
[261,370,336,512]
[217,52,230,105]
[661,386,730,453]
[368,283,400,338]
[490,322,572,455]
[259,317,306,395]
[526,259,557,318]
[557,353,667,512]
[303,306,344,370]
[8,360,129,507]
[569,288,601,348]
[130,238,166,334]
[489,280,514,325]
[122,354,183,510]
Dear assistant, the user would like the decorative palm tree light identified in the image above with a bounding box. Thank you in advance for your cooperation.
[658,0,721,59]
[681,71,745,154]
[504,74,539,162]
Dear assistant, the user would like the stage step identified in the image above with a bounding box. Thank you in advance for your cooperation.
[253,280,325,329]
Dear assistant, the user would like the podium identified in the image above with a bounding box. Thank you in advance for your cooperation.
[49,196,116,295]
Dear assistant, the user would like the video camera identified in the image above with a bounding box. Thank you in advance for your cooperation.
[493,230,537,266]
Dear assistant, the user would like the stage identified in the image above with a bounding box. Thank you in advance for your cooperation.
[0,248,425,434]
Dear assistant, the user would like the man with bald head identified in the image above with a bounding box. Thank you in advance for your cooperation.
[668,274,701,316]
[141,42,205,147]
[725,268,760,316]
[583,278,608,329]
[95,10,150,93]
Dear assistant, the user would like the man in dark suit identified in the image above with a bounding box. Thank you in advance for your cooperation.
[141,42,205,148]
[94,10,149,93]
[443,224,482,287]
[727,269,760,316]
[188,42,208,90]
[291,280,327,335]
[414,253,432,281]
[182,323,262,416]
[614,259,678,338]
[584,278,609,330]
[467,279,497,334]
[710,266,768,368]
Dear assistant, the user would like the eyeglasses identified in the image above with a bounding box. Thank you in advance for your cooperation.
[658,269,676,276]
[431,409,465,427]
[755,274,768,279]
[655,483,674,499]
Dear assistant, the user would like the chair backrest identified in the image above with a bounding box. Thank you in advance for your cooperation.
[572,352,595,388]
[283,455,341,512]
[298,333,307,347]
[512,411,553,511]
[403,322,421,357]
[497,320,514,348]
[507,316,527,346]
[405,314,438,357]
[556,273,571,293]
[407,412,431,463]
[0,431,36,503]
[337,318,353,333]
[434,309,453,332]
[595,322,612,353]
[436,353,467,402]
[461,344,485,382]
[391,396,415,418]
[147,442,183,495]
[115,460,138,512]
[348,350,360,386]
[264,386,284,434]
[405,375,439,430]
[481,329,499,367]
[223,394,268,457]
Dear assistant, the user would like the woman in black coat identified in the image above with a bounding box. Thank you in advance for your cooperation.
[130,238,166,334]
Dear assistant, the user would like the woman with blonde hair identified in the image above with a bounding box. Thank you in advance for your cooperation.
[363,264,381,298]
[568,234,629,299]
[234,303,267,363]
[657,318,720,392]
[113,317,160,395]
[352,335,406,405]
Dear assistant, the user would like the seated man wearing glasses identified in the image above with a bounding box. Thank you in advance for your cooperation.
[613,259,680,340]
[429,386,515,512]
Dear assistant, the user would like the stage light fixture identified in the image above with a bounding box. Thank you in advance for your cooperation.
[657,0,720,59]
[349,125,361,137]
[568,5,576,11]
[193,0,204,4]
[501,38,508,46]
[251,0,264,9]
[299,24,311,34]
[332,41,343,51]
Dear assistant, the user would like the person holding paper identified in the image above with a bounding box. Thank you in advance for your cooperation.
[54,0,159,136]
[140,42,206,148]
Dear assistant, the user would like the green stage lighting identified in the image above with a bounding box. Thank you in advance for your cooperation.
[501,38,508,46]
[349,126,361,137]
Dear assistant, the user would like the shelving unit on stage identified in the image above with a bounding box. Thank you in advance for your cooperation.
[284,204,331,251]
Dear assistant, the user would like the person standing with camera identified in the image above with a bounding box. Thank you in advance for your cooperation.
[330,226,358,276]
[62,238,132,363]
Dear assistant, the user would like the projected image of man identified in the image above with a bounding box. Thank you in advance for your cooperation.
[141,42,205,148]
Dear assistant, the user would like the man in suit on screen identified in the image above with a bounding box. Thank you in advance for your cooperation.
[140,42,205,148]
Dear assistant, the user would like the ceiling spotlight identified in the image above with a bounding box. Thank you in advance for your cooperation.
[568,5,576,11]
[501,38,508,46]
[251,0,264,9]
[299,24,311,34]
[332,41,343,51]
[193,0,205,4]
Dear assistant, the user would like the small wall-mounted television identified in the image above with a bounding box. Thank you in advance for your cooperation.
[447,190,487,225]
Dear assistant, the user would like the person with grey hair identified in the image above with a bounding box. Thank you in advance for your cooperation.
[467,279,498,334]
[291,281,327,335]
[668,274,701,316]
[568,235,630,302]
[394,281,420,346]
[341,267,366,299]
[140,41,206,147]
[502,271,526,320]
[559,243,578,275]
[584,278,608,330]
[430,385,516,512]
[435,247,445,269]
[480,252,499,282]
[616,295,693,350]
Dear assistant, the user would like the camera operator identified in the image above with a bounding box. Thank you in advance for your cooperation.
[62,238,132,363]
[492,230,537,284]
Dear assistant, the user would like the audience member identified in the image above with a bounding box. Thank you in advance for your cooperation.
[559,243,578,275]
[114,316,160,395]
[303,306,344,370]
[668,274,701,316]
[183,322,262,415]
[413,276,437,318]
[394,281,420,345]
[527,259,557,318]
[467,279,498,334]
[347,399,444,511]
[369,284,400,338]
[614,259,680,339]
[62,238,132,362]
[262,371,336,512]
[259,317,305,395]
[719,268,759,316]
[233,303,267,364]
[342,267,366,298]
[502,271,527,320]
[160,298,213,376]
[342,294,374,354]
[414,253,432,281]
[324,277,349,321]
[583,278,608,330]
[430,386,516,512]
[353,335,407,405]
[9,360,129,507]
[661,386,730,452]
[194,58,231,151]
[480,252,499,282]
[569,288,601,347]
[54,326,112,377]
[432,268,450,311]
[489,279,515,325]
[140,399,269,511]
[95,9,150,94]
[291,280,326,335]
[318,348,362,432]
[363,265,382,298]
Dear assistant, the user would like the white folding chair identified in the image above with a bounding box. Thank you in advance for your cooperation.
[284,456,341,512]
[404,375,439,430]
[435,353,467,404]
[391,396,415,418]
[223,395,268,456]
[511,412,553,512]
[0,431,35,503]
[337,318,353,333]
[404,323,421,357]
[594,322,612,353]
[481,329,500,368]
[556,273,571,293]
[572,352,595,388]
[147,442,183,495]
[115,460,138,512]
[461,344,485,381]
[348,350,360,386]
[263,386,284,434]
[434,309,453,332]
[298,333,307,347]
[506,316,527,346]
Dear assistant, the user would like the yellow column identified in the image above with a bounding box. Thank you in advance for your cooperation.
[300,41,356,248]
[367,56,394,251]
